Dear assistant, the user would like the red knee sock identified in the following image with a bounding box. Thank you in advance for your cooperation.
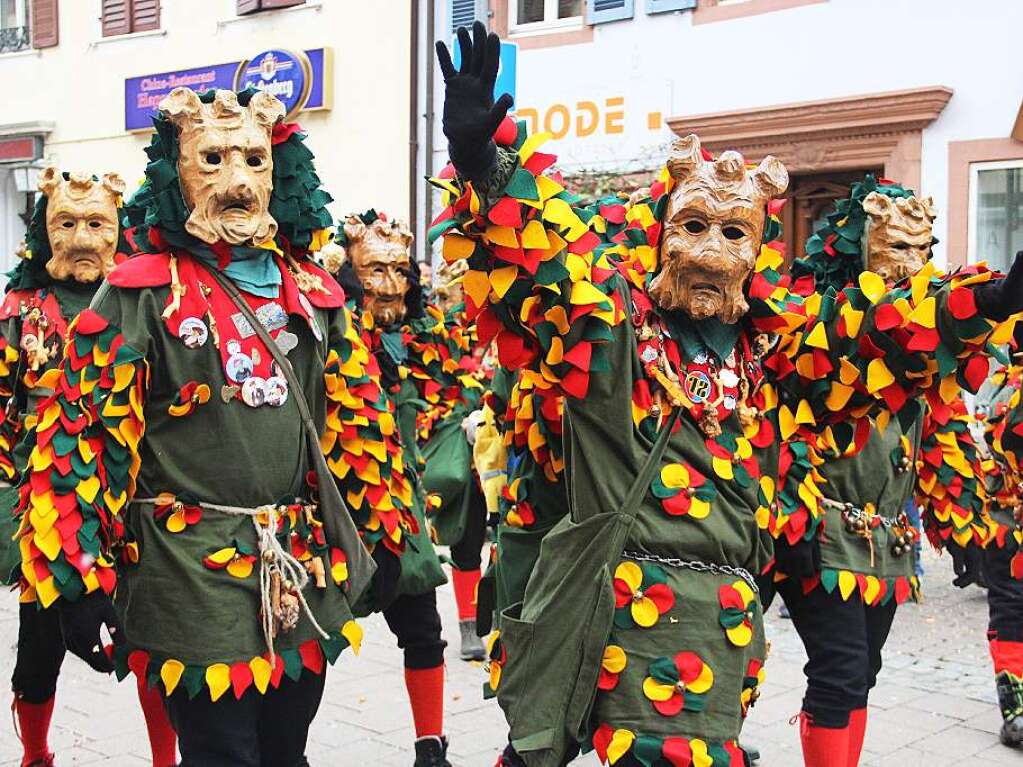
[451,567,481,621]
[990,638,1023,677]
[799,711,849,767]
[404,665,445,738]
[136,677,178,767]
[14,696,54,767]
[846,708,867,767]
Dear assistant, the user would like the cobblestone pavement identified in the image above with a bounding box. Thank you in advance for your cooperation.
[0,546,1018,766]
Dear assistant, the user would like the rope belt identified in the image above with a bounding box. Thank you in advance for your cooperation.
[134,497,330,664]
[622,550,759,596]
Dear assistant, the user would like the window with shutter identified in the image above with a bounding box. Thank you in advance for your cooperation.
[101,0,129,36]
[29,0,57,49]
[646,0,696,14]
[237,0,304,14]
[450,0,482,36]
[586,0,633,24]
[131,0,159,31]
[237,0,261,14]
[261,0,305,8]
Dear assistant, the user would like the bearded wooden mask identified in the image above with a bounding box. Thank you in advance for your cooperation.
[653,135,788,324]
[39,167,124,283]
[160,88,285,246]
[862,191,936,283]
[344,217,415,326]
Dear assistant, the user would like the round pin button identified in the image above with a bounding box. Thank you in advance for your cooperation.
[178,317,208,349]
[241,376,267,407]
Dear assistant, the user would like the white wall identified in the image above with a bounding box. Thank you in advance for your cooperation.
[0,0,413,237]
[489,0,1023,264]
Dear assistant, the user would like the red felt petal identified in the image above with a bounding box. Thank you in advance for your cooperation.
[675,651,704,683]
[653,694,684,717]
[230,662,254,699]
[718,584,744,610]
[645,584,675,613]
[948,287,978,320]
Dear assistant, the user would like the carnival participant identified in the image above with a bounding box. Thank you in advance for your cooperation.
[334,211,454,767]
[0,169,177,767]
[14,88,415,766]
[432,23,1023,767]
[777,177,995,766]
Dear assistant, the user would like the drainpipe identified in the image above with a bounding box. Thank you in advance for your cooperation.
[409,0,420,249]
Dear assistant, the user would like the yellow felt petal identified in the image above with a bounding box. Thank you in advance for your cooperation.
[569,280,608,307]
[795,399,816,426]
[602,645,627,673]
[727,624,753,648]
[206,663,231,702]
[778,405,797,441]
[642,678,675,702]
[490,265,518,299]
[858,271,886,304]
[825,382,854,411]
[837,570,857,600]
[688,663,714,694]
[689,498,711,519]
[908,296,936,328]
[462,270,491,308]
[735,439,753,460]
[691,740,713,767]
[607,729,636,764]
[249,656,272,694]
[862,576,880,604]
[33,526,61,561]
[712,456,734,480]
[866,359,895,393]
[660,463,690,488]
[160,659,185,695]
[342,620,363,655]
[614,561,643,593]
[805,322,829,350]
[77,476,101,505]
[443,233,475,262]
[520,219,550,249]
[487,225,519,248]
[734,580,755,605]
[206,547,237,565]
[632,597,660,628]
[165,510,186,534]
[227,558,254,579]
[35,576,59,608]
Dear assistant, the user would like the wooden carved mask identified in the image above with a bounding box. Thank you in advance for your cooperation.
[862,191,936,283]
[160,88,285,247]
[655,134,788,324]
[344,216,415,326]
[39,167,124,283]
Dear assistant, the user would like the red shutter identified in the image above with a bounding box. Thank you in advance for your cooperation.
[101,0,130,36]
[237,0,262,14]
[262,0,306,8]
[30,0,59,48]
[130,0,161,32]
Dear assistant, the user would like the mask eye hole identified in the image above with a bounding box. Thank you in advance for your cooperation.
[722,226,746,241]
[205,152,222,165]
[247,155,264,168]
[683,220,707,235]
[88,220,102,229]
[893,242,911,251]
[61,220,74,229]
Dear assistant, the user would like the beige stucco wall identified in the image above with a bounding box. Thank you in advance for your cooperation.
[1,0,412,226]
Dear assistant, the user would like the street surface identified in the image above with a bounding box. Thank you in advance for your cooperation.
[0,546,1016,766]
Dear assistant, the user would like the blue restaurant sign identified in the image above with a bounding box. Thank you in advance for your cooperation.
[124,48,331,131]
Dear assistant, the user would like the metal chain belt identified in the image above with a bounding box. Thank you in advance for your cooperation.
[622,550,759,596]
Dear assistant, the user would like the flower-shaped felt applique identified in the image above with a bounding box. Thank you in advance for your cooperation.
[203,540,257,578]
[705,433,760,488]
[330,548,348,585]
[660,736,716,767]
[754,476,775,530]
[643,651,714,716]
[651,462,716,519]
[592,724,636,766]
[598,644,627,691]
[718,580,757,647]
[614,561,675,629]
[485,631,505,693]
[167,381,211,416]
[153,493,202,533]
[741,658,765,718]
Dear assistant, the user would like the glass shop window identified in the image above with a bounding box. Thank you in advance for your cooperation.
[0,0,31,53]
[969,160,1023,273]
[510,0,583,34]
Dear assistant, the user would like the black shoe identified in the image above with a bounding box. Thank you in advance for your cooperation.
[414,736,452,766]
[1001,715,1023,747]
[741,742,761,764]
[500,743,527,767]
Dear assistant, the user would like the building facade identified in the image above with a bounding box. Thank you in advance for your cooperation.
[426,0,1023,271]
[0,0,416,274]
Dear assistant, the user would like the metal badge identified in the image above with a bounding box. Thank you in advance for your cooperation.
[265,376,289,407]
[178,317,209,349]
[241,376,267,408]
[225,340,254,383]
[231,313,256,339]
[298,294,323,341]
[684,370,712,404]
[255,302,289,334]
[275,330,298,355]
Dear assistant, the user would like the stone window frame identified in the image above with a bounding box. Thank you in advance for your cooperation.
[692,0,827,25]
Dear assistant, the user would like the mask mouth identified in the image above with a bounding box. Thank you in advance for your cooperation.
[218,193,256,216]
[691,281,722,296]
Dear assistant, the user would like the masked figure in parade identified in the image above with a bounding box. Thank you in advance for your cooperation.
[777,177,1000,766]
[432,23,1023,767]
[14,88,418,766]
[0,169,178,767]
[962,330,1023,750]
[332,210,455,767]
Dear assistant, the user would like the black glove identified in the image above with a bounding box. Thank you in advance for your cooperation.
[436,21,514,183]
[370,543,402,611]
[974,250,1023,321]
[950,544,985,589]
[58,591,124,673]
[773,535,821,580]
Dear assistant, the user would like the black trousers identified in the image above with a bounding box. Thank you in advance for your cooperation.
[12,603,66,703]
[164,672,325,767]
[984,539,1023,643]
[383,589,447,669]
[448,480,488,572]
[778,579,898,728]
